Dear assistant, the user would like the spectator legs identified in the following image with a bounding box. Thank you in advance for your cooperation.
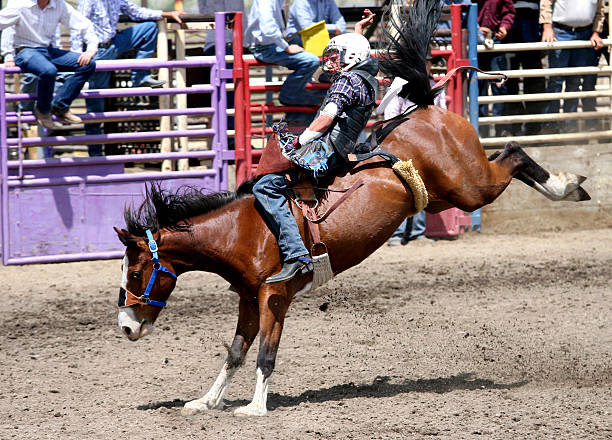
[407,211,427,240]
[543,27,593,133]
[15,48,57,114]
[580,47,600,131]
[46,47,96,112]
[85,70,111,157]
[478,50,509,137]
[252,44,324,107]
[506,50,545,136]
[111,21,159,86]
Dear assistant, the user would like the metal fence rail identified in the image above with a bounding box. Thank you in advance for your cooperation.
[475,31,612,145]
[0,12,235,265]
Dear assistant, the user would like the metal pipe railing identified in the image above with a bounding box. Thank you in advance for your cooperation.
[6,129,215,147]
[475,10,612,145]
[0,13,236,264]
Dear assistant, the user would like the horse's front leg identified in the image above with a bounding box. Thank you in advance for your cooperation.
[182,296,259,416]
[234,285,289,417]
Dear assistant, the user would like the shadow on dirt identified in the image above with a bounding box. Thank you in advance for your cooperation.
[264,373,528,410]
[137,398,186,410]
[136,373,528,411]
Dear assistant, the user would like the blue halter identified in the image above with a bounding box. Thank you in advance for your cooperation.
[119,230,177,309]
[140,230,177,308]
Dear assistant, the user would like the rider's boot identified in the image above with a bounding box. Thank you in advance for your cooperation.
[265,256,313,284]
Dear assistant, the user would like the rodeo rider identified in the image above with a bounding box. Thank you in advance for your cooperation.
[252,10,378,284]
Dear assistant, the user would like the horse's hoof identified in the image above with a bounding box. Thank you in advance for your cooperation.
[561,186,591,202]
[233,404,267,417]
[181,399,220,416]
[181,406,201,416]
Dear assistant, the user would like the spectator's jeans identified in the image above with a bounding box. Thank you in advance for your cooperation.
[545,26,596,118]
[478,44,509,136]
[252,172,309,262]
[506,12,545,135]
[85,21,158,156]
[391,211,427,242]
[14,46,95,113]
[251,44,323,106]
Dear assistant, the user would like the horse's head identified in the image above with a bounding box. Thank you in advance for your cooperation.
[114,227,178,341]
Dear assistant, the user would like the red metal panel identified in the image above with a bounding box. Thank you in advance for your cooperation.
[425,208,473,238]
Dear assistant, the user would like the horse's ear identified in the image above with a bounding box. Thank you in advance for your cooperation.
[114,227,135,247]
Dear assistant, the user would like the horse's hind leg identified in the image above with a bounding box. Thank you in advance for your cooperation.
[234,285,289,417]
[182,297,259,416]
[498,141,590,201]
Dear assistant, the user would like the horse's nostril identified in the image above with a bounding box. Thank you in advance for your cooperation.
[122,326,132,336]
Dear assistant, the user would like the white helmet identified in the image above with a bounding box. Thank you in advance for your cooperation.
[322,33,371,79]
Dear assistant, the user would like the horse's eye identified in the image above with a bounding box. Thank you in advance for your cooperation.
[130,271,142,280]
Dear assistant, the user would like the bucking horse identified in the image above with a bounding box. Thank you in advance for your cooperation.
[114,0,590,417]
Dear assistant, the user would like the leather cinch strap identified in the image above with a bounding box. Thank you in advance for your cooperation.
[302,178,364,224]
[297,178,364,253]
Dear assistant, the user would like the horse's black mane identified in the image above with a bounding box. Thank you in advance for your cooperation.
[379,0,443,107]
[124,180,254,236]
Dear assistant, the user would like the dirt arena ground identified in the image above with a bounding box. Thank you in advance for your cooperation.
[1,228,610,439]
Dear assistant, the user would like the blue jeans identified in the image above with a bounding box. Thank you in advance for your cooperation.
[14,46,95,113]
[85,21,159,156]
[391,211,426,242]
[478,42,509,136]
[251,44,324,106]
[545,27,596,119]
[253,172,309,262]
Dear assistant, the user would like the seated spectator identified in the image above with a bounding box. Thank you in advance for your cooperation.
[505,0,545,136]
[540,0,605,134]
[0,0,98,130]
[245,0,327,111]
[286,0,347,46]
[476,0,515,138]
[4,24,64,158]
[378,53,445,246]
[71,0,185,157]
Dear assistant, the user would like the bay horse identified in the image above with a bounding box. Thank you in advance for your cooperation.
[114,0,590,417]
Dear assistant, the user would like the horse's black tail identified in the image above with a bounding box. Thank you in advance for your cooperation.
[379,0,443,107]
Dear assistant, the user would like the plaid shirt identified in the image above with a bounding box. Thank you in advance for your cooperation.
[324,71,375,117]
[71,0,162,51]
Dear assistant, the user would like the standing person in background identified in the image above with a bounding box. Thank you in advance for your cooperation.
[476,0,515,138]
[72,0,185,157]
[286,0,347,45]
[380,52,445,246]
[198,0,244,56]
[0,0,98,130]
[505,0,545,136]
[198,0,244,146]
[539,0,605,134]
[245,0,327,109]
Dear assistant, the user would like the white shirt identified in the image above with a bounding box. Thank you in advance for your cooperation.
[244,0,288,50]
[384,78,447,119]
[0,0,98,61]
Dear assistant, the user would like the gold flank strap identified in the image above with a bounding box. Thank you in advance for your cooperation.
[392,159,429,212]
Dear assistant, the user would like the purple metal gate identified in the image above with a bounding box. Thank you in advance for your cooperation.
[0,13,234,265]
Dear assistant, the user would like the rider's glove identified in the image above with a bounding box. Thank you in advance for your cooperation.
[288,136,300,150]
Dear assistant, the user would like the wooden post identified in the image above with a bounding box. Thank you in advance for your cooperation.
[175,27,188,171]
[157,19,173,172]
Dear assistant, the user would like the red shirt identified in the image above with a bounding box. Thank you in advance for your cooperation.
[477,0,516,32]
